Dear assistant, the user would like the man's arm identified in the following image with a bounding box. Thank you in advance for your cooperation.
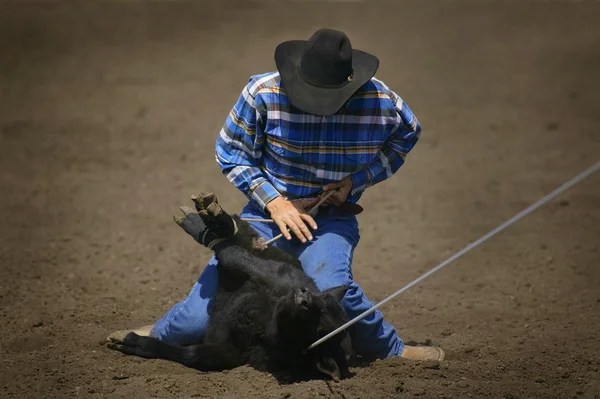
[349,94,421,196]
[215,84,281,211]
[215,82,317,242]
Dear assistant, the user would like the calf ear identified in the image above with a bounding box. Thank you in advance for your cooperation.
[316,356,341,381]
[319,285,350,302]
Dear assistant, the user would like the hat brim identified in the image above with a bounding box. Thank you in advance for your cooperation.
[274,40,379,116]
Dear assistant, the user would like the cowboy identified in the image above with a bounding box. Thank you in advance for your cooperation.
[109,28,444,362]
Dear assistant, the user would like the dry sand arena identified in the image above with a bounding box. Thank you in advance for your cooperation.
[1,1,599,398]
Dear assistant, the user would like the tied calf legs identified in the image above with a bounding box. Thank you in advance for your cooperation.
[173,192,238,249]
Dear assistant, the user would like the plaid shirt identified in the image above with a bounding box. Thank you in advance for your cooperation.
[215,71,421,212]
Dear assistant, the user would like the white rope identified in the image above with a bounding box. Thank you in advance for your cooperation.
[203,219,239,249]
[239,218,274,223]
[241,189,340,245]
[240,189,340,225]
[307,160,600,351]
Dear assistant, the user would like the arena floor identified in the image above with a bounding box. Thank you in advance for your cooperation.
[1,1,599,398]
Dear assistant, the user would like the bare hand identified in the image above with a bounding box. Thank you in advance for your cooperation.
[319,176,353,206]
[265,197,319,243]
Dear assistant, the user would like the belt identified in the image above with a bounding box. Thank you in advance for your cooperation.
[315,202,364,217]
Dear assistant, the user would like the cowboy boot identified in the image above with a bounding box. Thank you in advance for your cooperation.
[400,345,446,361]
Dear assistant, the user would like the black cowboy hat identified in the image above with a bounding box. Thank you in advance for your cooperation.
[274,28,379,116]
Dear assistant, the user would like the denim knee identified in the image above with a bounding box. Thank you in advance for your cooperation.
[151,260,219,346]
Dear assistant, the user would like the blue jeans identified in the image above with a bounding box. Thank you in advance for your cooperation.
[151,202,405,360]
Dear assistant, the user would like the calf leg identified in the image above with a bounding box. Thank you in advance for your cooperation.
[174,193,240,250]
[108,332,244,371]
[174,205,233,249]
[191,192,238,239]
[177,191,314,275]
[190,193,306,268]
[215,244,288,282]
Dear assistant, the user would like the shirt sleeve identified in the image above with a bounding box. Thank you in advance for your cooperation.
[215,84,282,211]
[349,94,421,196]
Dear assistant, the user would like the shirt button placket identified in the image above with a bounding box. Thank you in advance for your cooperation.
[319,116,328,176]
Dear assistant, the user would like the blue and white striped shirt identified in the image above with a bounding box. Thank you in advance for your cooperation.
[215,71,422,211]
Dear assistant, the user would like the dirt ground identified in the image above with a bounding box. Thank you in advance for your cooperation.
[1,1,599,398]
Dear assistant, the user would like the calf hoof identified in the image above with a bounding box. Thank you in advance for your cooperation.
[108,332,155,359]
[191,193,237,238]
[173,206,207,244]
[190,192,217,212]
[107,324,154,344]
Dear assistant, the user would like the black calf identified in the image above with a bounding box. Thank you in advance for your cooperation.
[108,193,353,381]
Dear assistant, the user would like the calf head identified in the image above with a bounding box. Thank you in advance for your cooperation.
[273,285,353,381]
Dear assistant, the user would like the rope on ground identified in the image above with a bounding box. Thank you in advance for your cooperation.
[307,160,600,351]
